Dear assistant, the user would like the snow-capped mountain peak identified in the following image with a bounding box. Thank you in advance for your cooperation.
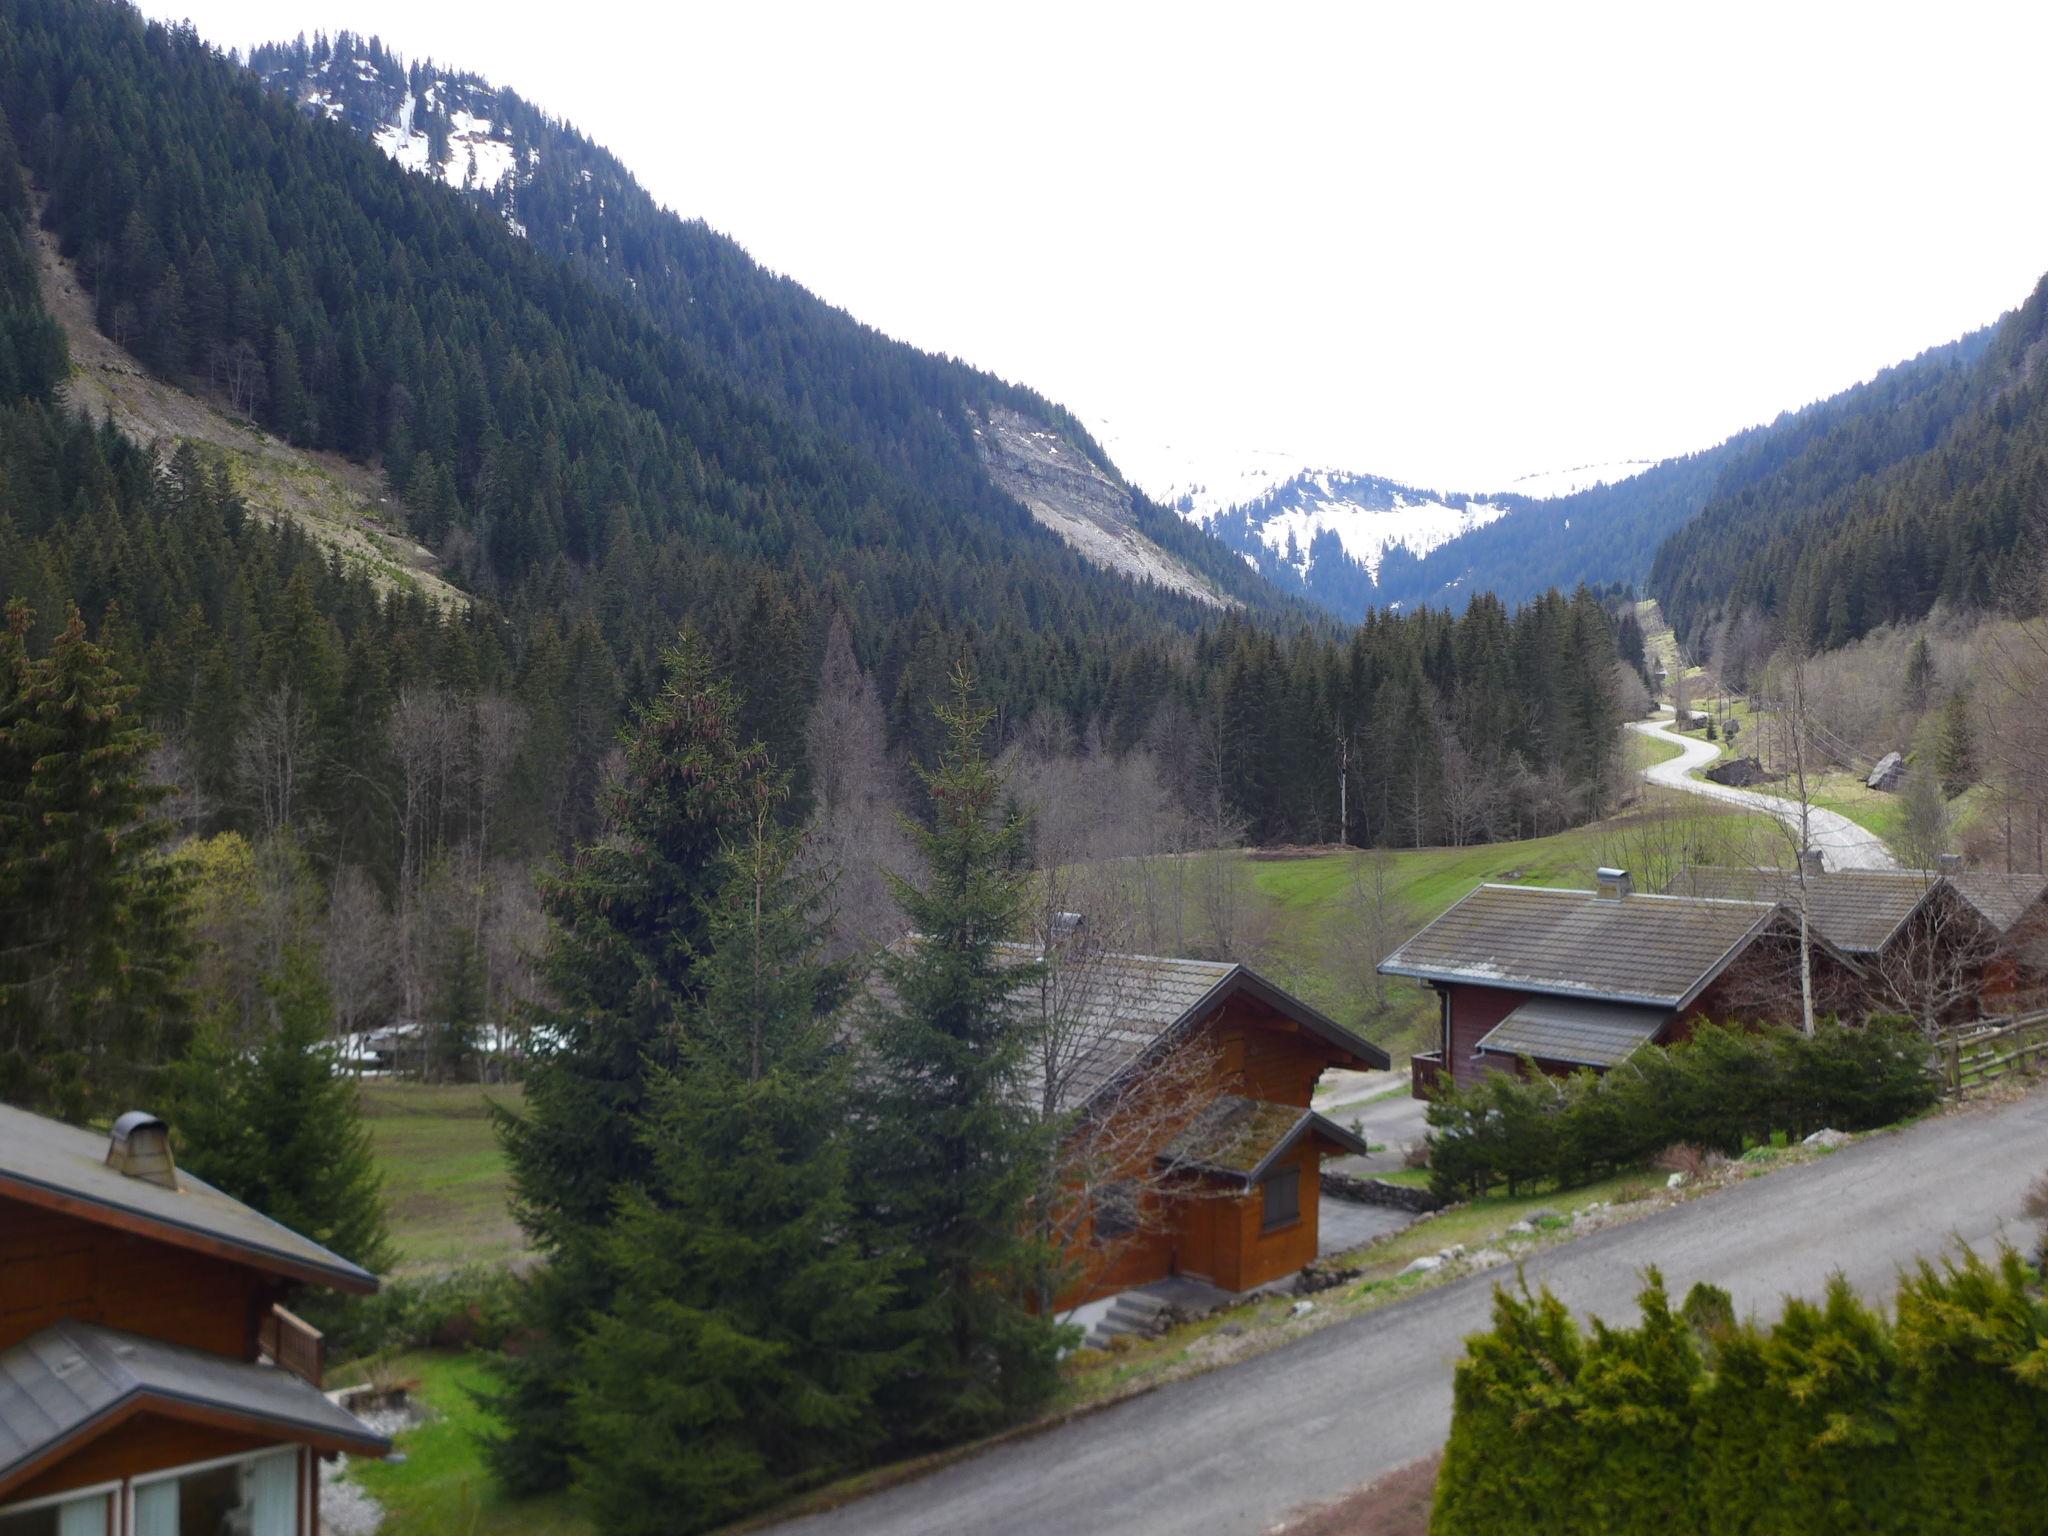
[1204,469,1511,583]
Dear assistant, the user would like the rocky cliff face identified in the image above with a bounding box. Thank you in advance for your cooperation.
[970,407,1235,609]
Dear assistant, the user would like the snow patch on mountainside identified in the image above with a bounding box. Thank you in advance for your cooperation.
[1223,472,1512,581]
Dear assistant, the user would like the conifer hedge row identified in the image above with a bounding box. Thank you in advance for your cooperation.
[1426,1022,1936,1199]
[1433,1253,2048,1536]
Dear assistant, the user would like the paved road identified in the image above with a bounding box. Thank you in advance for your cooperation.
[1631,714,1899,871]
[768,1090,2047,1536]
[1316,1071,1431,1176]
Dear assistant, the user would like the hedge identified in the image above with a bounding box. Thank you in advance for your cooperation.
[1432,1252,2048,1536]
[1426,1020,1935,1200]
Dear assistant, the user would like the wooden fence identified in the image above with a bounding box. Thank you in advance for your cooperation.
[1938,1010,2048,1095]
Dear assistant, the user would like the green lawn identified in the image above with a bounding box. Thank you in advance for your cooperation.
[339,1351,591,1536]
[1625,728,1686,774]
[357,1082,530,1277]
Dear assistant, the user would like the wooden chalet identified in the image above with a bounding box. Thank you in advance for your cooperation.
[0,1104,388,1534]
[1670,866,2048,1018]
[993,948,1388,1308]
[1380,868,1863,1097]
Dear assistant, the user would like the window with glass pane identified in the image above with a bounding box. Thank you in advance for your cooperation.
[134,1453,298,1536]
[0,1491,111,1536]
[1260,1165,1300,1231]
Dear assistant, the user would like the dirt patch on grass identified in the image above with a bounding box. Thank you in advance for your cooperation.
[1276,1454,1440,1536]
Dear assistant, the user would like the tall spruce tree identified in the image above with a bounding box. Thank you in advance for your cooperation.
[1936,688,1979,798]
[489,632,769,1492]
[1902,634,1936,714]
[856,666,1066,1445]
[569,777,901,1532]
[0,604,190,1121]
[169,943,389,1281]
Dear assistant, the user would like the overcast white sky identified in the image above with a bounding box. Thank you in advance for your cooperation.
[143,0,2048,496]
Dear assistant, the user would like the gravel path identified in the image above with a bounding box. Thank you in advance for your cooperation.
[1630,714,1899,870]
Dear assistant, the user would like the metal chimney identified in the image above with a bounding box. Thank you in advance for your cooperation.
[1595,867,1633,900]
[106,1112,178,1191]
[1799,848,1826,877]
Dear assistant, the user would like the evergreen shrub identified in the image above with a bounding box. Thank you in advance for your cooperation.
[1433,1252,2048,1536]
[1426,1021,1933,1200]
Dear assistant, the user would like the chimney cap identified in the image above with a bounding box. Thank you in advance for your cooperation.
[106,1112,178,1191]
[1595,867,1634,899]
[110,1110,167,1140]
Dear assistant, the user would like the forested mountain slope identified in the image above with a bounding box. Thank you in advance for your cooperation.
[246,31,1260,611]
[1650,319,2013,654]
[1369,446,1746,612]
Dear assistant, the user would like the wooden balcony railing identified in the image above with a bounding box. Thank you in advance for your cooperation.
[1409,1051,1445,1100]
[259,1302,325,1389]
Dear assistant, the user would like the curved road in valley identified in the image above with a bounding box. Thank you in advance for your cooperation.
[1630,713,1899,871]
[765,1091,2044,1536]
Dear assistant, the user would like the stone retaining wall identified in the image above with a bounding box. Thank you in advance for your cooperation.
[1321,1169,1449,1214]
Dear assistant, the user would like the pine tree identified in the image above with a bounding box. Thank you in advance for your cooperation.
[431,924,486,1081]
[1935,689,1978,798]
[0,604,191,1121]
[170,943,389,1277]
[488,632,770,1493]
[1902,634,1936,714]
[856,666,1065,1445]
[569,778,901,1532]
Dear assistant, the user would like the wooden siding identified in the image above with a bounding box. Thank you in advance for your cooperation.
[0,1195,278,1360]
[1212,995,1347,1106]
[1054,993,1349,1307]
[1214,1144,1320,1293]
[6,1416,280,1505]
[1442,983,1533,1088]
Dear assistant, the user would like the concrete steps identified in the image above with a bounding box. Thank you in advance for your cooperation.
[1083,1291,1171,1350]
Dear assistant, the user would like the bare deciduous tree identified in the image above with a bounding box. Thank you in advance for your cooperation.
[233,683,317,839]
[147,731,212,840]
[1346,844,1412,1018]
[322,863,395,1049]
[1869,881,1999,1037]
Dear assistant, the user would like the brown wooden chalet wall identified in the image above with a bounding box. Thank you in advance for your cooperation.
[0,1193,280,1361]
[1983,896,2048,1010]
[1211,994,1346,1104]
[8,1416,283,1505]
[1442,983,1533,1086]
[1052,992,1352,1308]
[1213,1141,1320,1292]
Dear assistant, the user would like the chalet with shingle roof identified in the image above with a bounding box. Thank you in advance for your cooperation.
[1668,866,2042,1018]
[1380,869,1863,1096]
[951,945,1387,1305]
[0,1103,388,1529]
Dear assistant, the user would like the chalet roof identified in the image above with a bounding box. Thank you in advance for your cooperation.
[0,1321,389,1496]
[1162,1094,1370,1183]
[1378,884,1780,1008]
[1948,871,2048,934]
[1475,996,1671,1069]
[1665,867,1942,954]
[0,1103,378,1293]
[886,943,1388,1113]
